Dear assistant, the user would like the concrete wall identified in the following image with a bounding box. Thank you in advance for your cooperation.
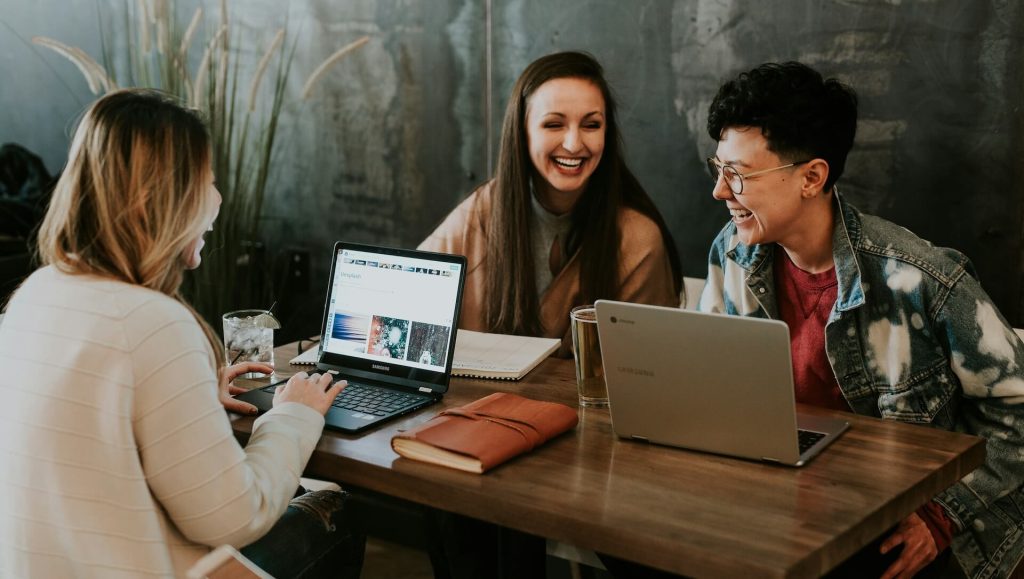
[3,0,1023,332]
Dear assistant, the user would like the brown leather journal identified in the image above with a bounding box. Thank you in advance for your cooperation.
[390,392,579,473]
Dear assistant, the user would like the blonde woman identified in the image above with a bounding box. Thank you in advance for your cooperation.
[0,89,363,578]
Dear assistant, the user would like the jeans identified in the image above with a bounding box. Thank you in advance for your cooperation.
[240,489,366,579]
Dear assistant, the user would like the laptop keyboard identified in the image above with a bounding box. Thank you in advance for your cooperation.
[797,429,826,454]
[331,383,430,416]
[261,381,429,417]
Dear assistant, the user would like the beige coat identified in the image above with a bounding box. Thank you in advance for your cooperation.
[419,181,680,356]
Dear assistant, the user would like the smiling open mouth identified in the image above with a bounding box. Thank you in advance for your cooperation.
[730,208,753,223]
[554,157,584,169]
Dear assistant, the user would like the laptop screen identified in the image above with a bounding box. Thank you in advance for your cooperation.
[317,243,465,389]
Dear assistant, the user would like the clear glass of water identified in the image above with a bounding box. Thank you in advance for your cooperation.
[222,309,275,376]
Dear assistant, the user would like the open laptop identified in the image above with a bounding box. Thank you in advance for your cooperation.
[236,242,466,433]
[594,300,848,467]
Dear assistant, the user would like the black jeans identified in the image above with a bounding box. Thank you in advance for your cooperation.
[241,489,366,579]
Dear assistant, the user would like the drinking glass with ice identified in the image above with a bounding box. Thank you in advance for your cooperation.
[222,309,280,377]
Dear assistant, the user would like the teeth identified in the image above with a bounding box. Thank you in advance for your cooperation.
[730,209,752,218]
[554,157,583,168]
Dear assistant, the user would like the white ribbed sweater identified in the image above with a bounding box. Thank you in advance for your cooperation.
[0,267,325,578]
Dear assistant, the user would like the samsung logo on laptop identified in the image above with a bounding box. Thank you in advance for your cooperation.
[618,366,654,377]
[372,364,391,372]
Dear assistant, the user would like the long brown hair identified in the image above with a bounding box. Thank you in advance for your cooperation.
[484,51,682,335]
[36,89,224,367]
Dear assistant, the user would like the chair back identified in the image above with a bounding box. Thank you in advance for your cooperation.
[682,277,705,310]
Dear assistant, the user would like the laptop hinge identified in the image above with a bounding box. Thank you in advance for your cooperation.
[418,386,432,393]
[760,457,782,464]
[630,435,649,442]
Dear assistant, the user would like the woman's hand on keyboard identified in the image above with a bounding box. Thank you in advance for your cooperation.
[274,372,347,415]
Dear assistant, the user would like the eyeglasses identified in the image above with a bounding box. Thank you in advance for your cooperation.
[706,157,811,195]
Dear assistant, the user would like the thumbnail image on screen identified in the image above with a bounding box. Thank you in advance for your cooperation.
[367,316,410,359]
[406,322,451,367]
[330,311,370,354]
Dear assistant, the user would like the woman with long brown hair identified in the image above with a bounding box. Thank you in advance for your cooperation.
[0,89,362,578]
[420,51,681,353]
[419,52,682,578]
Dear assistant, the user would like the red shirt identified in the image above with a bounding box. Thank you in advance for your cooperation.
[773,246,952,553]
[773,248,848,412]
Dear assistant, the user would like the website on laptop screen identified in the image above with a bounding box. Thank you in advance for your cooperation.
[321,248,461,372]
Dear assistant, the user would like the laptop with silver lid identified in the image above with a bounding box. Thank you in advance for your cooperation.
[594,300,848,467]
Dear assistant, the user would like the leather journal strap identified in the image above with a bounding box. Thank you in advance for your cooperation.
[438,407,544,448]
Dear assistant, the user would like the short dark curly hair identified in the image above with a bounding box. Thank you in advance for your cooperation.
[707,62,858,191]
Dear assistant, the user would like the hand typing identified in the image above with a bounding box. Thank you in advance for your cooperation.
[273,372,346,415]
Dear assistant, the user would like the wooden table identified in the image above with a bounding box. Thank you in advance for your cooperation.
[232,342,986,578]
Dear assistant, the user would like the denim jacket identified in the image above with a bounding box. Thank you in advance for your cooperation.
[698,193,1024,579]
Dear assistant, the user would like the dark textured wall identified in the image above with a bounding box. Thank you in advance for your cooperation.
[4,0,1024,336]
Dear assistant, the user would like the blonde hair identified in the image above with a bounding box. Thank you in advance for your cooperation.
[37,88,223,367]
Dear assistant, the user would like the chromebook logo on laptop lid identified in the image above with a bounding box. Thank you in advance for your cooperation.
[595,300,848,467]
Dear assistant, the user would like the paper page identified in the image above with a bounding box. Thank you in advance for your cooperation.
[289,346,320,365]
[452,330,559,373]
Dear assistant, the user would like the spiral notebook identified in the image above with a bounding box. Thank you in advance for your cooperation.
[290,345,321,365]
[291,329,559,381]
[450,330,560,380]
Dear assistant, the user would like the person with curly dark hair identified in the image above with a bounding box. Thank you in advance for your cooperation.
[699,62,1023,579]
